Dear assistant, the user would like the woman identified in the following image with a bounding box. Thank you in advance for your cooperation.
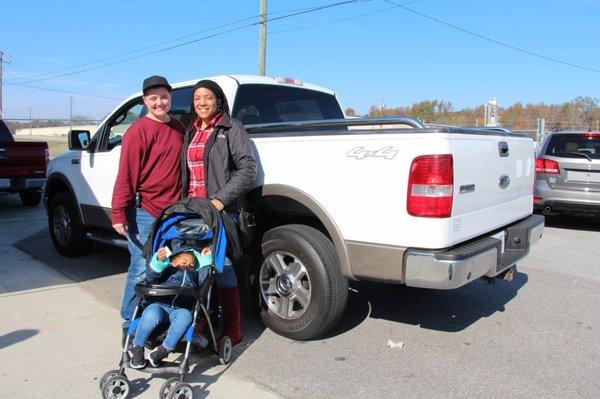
[181,79,257,345]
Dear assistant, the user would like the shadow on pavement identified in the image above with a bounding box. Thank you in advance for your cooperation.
[543,214,600,232]
[14,228,130,284]
[15,225,529,336]
[0,329,39,350]
[327,270,528,336]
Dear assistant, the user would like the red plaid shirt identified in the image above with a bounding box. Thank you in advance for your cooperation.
[187,113,222,198]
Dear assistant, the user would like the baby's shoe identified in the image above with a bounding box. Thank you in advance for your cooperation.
[130,346,146,369]
[149,345,170,367]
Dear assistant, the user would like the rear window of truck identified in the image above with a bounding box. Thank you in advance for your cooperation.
[545,133,600,159]
[232,84,343,126]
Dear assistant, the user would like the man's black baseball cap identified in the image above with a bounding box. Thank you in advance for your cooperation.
[142,75,172,94]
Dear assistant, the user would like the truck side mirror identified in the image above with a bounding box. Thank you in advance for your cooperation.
[68,130,91,151]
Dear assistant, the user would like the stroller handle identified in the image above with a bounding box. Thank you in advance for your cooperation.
[134,283,201,300]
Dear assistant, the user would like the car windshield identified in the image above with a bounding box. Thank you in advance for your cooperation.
[545,133,600,160]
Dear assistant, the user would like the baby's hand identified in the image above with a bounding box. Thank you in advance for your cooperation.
[201,247,212,256]
[157,247,167,262]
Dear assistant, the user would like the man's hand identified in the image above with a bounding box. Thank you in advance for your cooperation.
[113,223,128,236]
[210,198,224,212]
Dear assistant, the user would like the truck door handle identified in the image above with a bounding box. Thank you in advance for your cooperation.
[71,159,80,165]
[498,142,509,157]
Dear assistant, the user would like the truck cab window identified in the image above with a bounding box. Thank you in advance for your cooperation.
[169,87,193,129]
[105,100,146,150]
[232,84,343,129]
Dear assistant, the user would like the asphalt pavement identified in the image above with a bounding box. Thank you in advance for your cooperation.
[1,193,599,398]
[0,194,280,399]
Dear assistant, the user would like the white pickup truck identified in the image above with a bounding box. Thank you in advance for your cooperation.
[44,75,544,340]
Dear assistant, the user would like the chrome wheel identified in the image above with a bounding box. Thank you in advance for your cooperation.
[167,383,194,399]
[52,204,71,246]
[101,375,130,399]
[260,251,312,320]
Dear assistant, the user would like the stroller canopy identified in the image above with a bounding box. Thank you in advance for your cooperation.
[143,198,227,273]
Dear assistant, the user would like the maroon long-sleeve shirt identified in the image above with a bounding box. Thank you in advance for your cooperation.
[111,116,185,225]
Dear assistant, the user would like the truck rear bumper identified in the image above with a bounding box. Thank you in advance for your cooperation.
[0,177,45,192]
[404,214,544,289]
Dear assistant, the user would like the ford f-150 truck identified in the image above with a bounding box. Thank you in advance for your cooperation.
[0,118,48,206]
[44,75,543,340]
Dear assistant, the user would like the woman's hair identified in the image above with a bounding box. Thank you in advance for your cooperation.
[189,79,230,128]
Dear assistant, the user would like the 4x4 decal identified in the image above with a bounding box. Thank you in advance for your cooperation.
[346,146,398,160]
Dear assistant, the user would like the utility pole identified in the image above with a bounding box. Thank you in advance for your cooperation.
[69,96,73,132]
[0,50,5,115]
[29,107,32,135]
[258,0,267,76]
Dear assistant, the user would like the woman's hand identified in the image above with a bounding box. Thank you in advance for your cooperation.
[210,198,224,212]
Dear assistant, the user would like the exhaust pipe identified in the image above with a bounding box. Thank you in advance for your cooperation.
[544,205,552,213]
[483,267,515,284]
[500,267,514,282]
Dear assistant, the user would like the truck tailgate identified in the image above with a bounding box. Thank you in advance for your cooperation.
[0,142,48,177]
[450,133,535,244]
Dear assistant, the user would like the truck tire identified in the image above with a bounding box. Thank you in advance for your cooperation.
[19,191,41,207]
[48,191,91,256]
[258,224,348,340]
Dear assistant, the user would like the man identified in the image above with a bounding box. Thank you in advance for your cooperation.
[112,75,185,336]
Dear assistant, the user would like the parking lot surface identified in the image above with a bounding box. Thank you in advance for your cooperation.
[2,195,599,398]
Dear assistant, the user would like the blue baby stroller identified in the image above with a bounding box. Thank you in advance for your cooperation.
[99,198,232,399]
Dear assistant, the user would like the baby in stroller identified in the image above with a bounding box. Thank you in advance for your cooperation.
[130,244,213,369]
[99,198,232,399]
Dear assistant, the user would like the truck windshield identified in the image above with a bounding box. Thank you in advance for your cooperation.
[232,84,343,126]
[0,120,14,142]
[545,133,600,160]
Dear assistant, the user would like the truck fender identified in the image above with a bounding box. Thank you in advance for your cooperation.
[257,183,354,280]
[44,172,82,220]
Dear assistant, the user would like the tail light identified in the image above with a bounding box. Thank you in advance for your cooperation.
[535,158,560,174]
[45,148,50,165]
[274,77,303,86]
[581,132,600,139]
[407,154,453,218]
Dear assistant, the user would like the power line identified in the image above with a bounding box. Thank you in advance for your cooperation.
[384,0,600,73]
[10,14,261,80]
[6,0,368,86]
[10,5,337,80]
[6,0,77,47]
[6,82,121,100]
[271,0,419,34]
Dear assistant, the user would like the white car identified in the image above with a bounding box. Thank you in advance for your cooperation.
[44,75,543,340]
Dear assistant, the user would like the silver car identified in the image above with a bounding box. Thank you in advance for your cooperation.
[535,132,600,216]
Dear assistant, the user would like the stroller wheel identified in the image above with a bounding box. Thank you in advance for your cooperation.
[218,336,232,365]
[159,377,180,399]
[98,369,121,390]
[101,374,130,399]
[166,382,194,399]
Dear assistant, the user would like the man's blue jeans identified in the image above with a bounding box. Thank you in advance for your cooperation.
[121,207,155,328]
[133,303,192,351]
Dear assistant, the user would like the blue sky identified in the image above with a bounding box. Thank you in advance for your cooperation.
[1,0,599,120]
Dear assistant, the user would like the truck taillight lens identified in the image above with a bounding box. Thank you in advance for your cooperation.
[407,154,453,218]
[535,158,559,174]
